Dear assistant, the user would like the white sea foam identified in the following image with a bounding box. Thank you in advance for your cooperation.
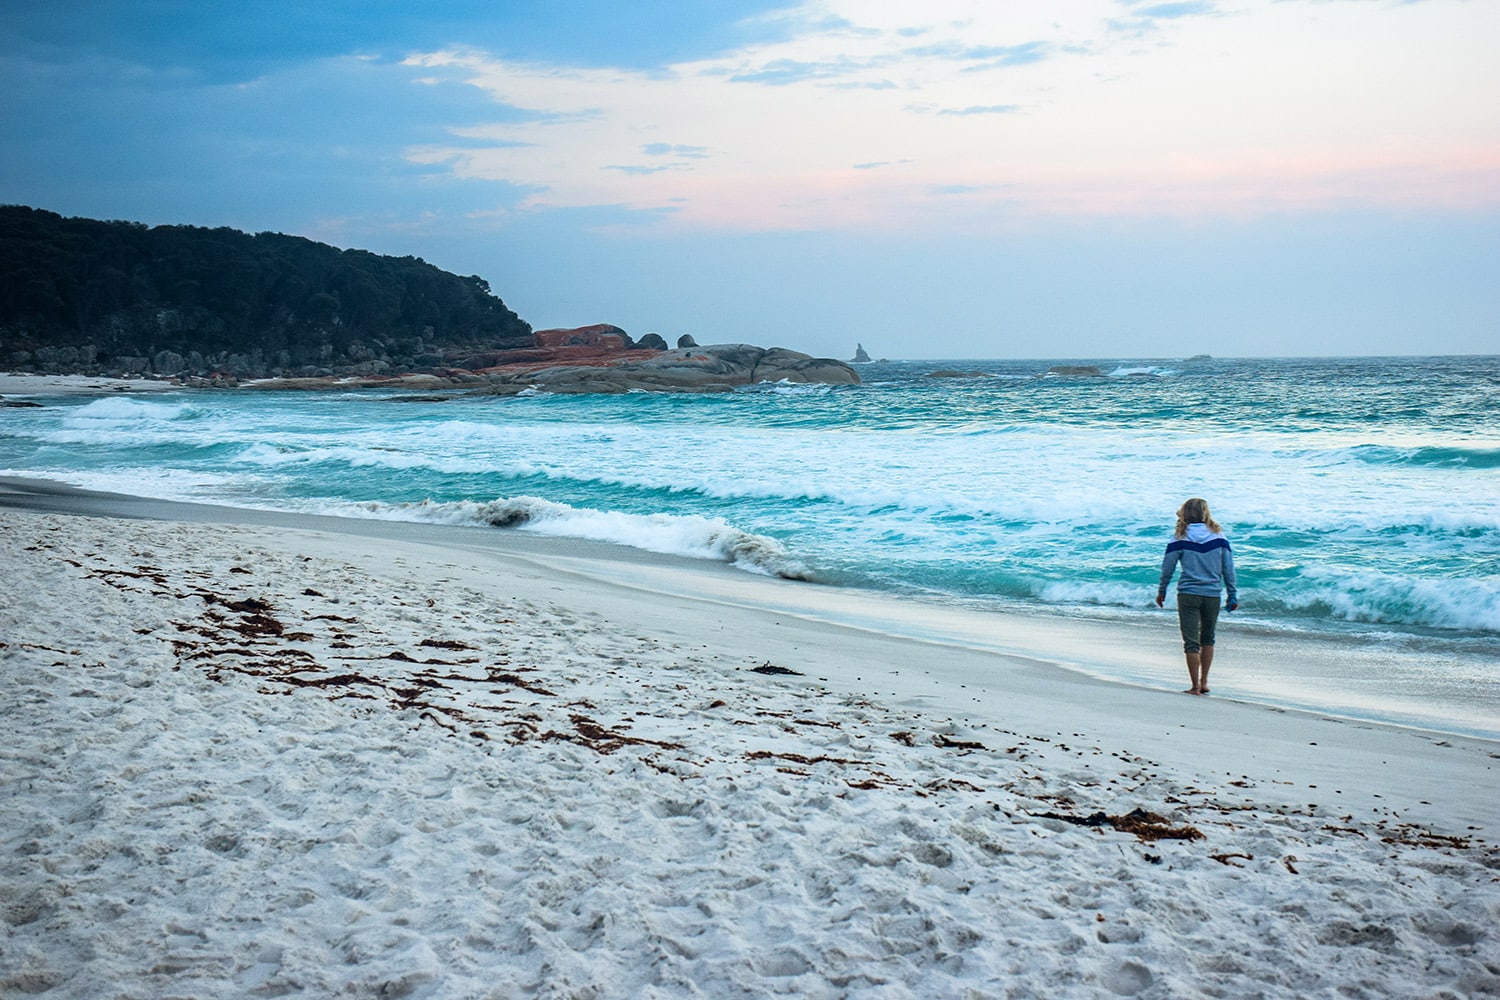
[738,379,838,395]
[1280,568,1500,633]
[1035,579,1149,609]
[234,441,442,472]
[65,397,204,422]
[0,466,258,505]
[32,397,211,446]
[344,495,815,580]
[1107,364,1178,378]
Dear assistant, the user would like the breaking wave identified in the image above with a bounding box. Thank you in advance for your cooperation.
[1268,569,1500,634]
[1341,444,1500,470]
[66,397,205,422]
[345,495,815,581]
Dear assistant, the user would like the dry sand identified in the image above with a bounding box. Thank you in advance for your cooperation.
[0,374,180,397]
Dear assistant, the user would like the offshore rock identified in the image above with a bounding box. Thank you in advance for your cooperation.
[472,344,860,396]
[752,347,860,385]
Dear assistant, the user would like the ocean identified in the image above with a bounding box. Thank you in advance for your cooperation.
[4,354,1497,736]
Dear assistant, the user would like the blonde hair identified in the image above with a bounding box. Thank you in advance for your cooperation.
[1174,497,1222,538]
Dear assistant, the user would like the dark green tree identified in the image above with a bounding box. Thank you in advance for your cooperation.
[0,206,534,375]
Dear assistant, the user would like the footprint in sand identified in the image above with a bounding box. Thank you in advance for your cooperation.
[753,950,813,977]
[1103,959,1154,995]
[1418,917,1481,948]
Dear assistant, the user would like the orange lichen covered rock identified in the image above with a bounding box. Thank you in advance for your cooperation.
[531,324,632,350]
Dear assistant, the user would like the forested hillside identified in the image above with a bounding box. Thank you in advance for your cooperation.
[0,206,533,377]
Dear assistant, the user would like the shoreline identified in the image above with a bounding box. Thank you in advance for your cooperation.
[3,474,1496,831]
[4,473,1497,744]
[4,487,1497,996]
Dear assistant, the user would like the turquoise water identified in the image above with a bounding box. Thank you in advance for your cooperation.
[4,355,1498,672]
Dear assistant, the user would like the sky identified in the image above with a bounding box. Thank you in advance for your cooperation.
[2,0,1496,359]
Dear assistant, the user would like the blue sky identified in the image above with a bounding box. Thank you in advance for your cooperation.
[2,0,1496,359]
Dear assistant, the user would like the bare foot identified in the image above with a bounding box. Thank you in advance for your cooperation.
[1184,687,1202,695]
[1199,688,1210,695]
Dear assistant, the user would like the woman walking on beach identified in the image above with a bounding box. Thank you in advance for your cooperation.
[1156,498,1238,695]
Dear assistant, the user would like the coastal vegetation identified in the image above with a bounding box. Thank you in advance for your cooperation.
[0,205,533,378]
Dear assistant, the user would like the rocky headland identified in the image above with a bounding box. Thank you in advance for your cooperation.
[0,208,857,395]
[244,330,860,395]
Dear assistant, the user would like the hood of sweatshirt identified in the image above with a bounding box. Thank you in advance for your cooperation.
[1185,522,1222,542]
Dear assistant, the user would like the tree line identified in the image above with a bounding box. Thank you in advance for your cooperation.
[0,205,534,377]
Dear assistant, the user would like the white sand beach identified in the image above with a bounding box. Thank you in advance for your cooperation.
[2,483,1497,998]
[0,374,181,397]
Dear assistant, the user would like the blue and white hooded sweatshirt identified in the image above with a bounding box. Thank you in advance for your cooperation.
[1158,522,1237,603]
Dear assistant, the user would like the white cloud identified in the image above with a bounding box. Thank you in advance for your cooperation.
[403,0,1500,232]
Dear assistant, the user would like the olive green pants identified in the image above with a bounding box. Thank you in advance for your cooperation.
[1177,593,1221,654]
